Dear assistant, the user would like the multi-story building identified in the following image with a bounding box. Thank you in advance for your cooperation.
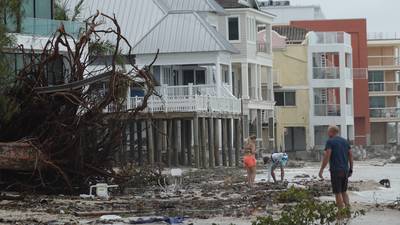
[71,0,276,167]
[273,26,355,152]
[367,33,400,145]
[216,0,276,150]
[290,19,370,146]
[259,0,325,25]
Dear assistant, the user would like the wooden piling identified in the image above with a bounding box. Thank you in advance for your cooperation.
[167,120,173,167]
[174,119,181,166]
[129,121,135,162]
[222,119,228,167]
[193,116,200,168]
[214,118,220,166]
[235,119,241,167]
[187,120,193,166]
[201,117,208,168]
[227,119,233,167]
[208,118,215,168]
[147,120,154,165]
[181,120,187,166]
[137,121,143,166]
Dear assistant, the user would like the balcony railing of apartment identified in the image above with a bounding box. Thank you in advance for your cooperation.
[368,56,400,67]
[14,17,82,37]
[257,41,271,54]
[313,67,340,79]
[107,84,241,114]
[353,68,368,80]
[370,107,400,118]
[314,104,341,116]
[369,81,400,92]
[368,32,400,40]
[313,32,352,45]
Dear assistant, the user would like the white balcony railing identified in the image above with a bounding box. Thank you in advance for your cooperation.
[368,56,400,67]
[369,82,400,92]
[314,104,341,116]
[368,32,400,40]
[107,84,241,114]
[257,41,271,54]
[313,67,340,79]
[127,95,241,114]
[370,107,400,118]
[311,32,351,45]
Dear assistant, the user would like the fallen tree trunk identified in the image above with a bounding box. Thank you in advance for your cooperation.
[0,142,44,171]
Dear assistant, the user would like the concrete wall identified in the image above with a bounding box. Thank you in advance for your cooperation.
[273,45,310,150]
[371,122,387,145]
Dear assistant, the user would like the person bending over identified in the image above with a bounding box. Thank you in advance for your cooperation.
[264,152,288,183]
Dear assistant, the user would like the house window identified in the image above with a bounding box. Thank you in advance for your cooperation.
[368,71,384,91]
[275,91,296,106]
[228,17,239,41]
[183,68,206,85]
[369,96,385,108]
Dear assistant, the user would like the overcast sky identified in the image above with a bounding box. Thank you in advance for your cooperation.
[288,0,399,33]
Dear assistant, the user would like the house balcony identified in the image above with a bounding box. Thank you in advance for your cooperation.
[309,32,352,46]
[313,67,340,79]
[113,84,241,114]
[256,41,271,54]
[370,107,400,122]
[368,56,400,69]
[314,104,341,116]
[369,81,400,96]
[8,17,82,37]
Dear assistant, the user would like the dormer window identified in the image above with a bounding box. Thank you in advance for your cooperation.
[227,16,240,41]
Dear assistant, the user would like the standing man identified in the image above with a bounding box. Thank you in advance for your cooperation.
[319,126,353,209]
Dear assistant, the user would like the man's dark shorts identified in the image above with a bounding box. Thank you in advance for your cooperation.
[330,170,348,194]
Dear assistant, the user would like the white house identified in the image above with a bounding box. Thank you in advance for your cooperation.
[71,0,245,168]
[216,0,276,150]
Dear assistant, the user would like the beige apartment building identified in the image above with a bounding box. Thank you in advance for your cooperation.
[368,33,400,145]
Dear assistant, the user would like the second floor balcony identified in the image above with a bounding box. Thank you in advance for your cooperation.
[370,107,400,120]
[7,17,82,38]
[368,56,400,68]
[314,104,341,117]
[369,81,400,94]
[257,41,271,54]
[313,67,340,79]
[107,84,242,114]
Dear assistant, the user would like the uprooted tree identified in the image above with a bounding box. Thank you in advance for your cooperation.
[0,12,159,193]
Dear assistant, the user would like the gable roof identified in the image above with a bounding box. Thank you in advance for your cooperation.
[134,12,238,54]
[215,0,259,9]
[69,0,238,55]
[273,25,309,44]
[157,0,225,14]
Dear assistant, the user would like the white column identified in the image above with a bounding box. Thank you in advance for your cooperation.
[228,63,233,92]
[258,64,262,100]
[216,63,222,97]
[241,63,249,99]
[251,63,258,100]
[267,67,274,101]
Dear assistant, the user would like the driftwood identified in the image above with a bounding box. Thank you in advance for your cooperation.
[0,12,159,193]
